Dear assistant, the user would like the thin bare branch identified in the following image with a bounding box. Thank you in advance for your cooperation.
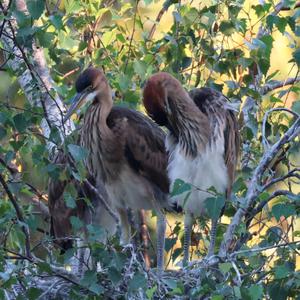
[83,179,119,224]
[262,107,300,150]
[124,0,139,72]
[262,168,300,191]
[147,5,167,41]
[261,77,300,95]
[250,190,298,219]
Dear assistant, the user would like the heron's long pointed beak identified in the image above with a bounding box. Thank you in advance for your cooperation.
[63,91,88,123]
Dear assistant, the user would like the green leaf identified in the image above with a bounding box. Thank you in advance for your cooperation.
[292,101,300,114]
[241,285,263,300]
[63,248,76,263]
[274,263,294,279]
[65,0,82,14]
[50,15,63,30]
[212,296,223,300]
[162,278,177,289]
[182,56,192,69]
[276,17,288,33]
[260,35,273,57]
[88,282,103,295]
[272,203,295,221]
[238,57,253,70]
[80,270,97,287]
[134,60,148,80]
[219,21,235,35]
[258,57,270,75]
[67,144,88,162]
[116,33,126,43]
[36,31,55,48]
[146,286,157,299]
[13,114,27,133]
[86,224,105,242]
[49,127,62,145]
[204,196,225,219]
[27,0,45,19]
[165,237,177,252]
[26,287,42,300]
[102,30,116,47]
[108,266,122,284]
[219,262,232,273]
[58,31,79,50]
[80,270,103,295]
[0,126,7,140]
[70,216,83,230]
[269,283,288,300]
[37,262,52,273]
[171,179,191,197]
[64,193,76,209]
[252,4,271,18]
[292,48,300,67]
[128,272,147,292]
[118,73,131,91]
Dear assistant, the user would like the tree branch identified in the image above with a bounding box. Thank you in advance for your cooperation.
[262,107,300,151]
[147,5,167,41]
[248,190,298,221]
[83,179,119,224]
[1,0,74,153]
[219,114,300,257]
[262,168,300,191]
[261,77,300,95]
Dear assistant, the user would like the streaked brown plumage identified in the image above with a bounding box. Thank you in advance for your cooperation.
[143,72,239,264]
[189,87,240,198]
[64,67,170,271]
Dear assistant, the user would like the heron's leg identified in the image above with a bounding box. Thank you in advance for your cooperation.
[139,209,151,270]
[207,218,218,257]
[183,213,193,267]
[156,210,166,272]
[118,208,131,245]
[76,239,90,276]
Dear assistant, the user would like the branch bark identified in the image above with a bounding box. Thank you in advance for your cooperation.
[261,77,300,95]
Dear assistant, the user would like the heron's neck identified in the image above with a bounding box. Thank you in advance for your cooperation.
[166,88,210,157]
[95,90,113,135]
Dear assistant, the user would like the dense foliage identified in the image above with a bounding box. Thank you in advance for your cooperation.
[0,0,299,299]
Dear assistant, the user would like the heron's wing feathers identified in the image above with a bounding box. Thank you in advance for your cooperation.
[189,88,240,198]
[108,107,169,194]
[223,110,240,197]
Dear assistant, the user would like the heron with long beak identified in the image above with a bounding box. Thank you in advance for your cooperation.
[64,67,170,271]
[143,72,239,265]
